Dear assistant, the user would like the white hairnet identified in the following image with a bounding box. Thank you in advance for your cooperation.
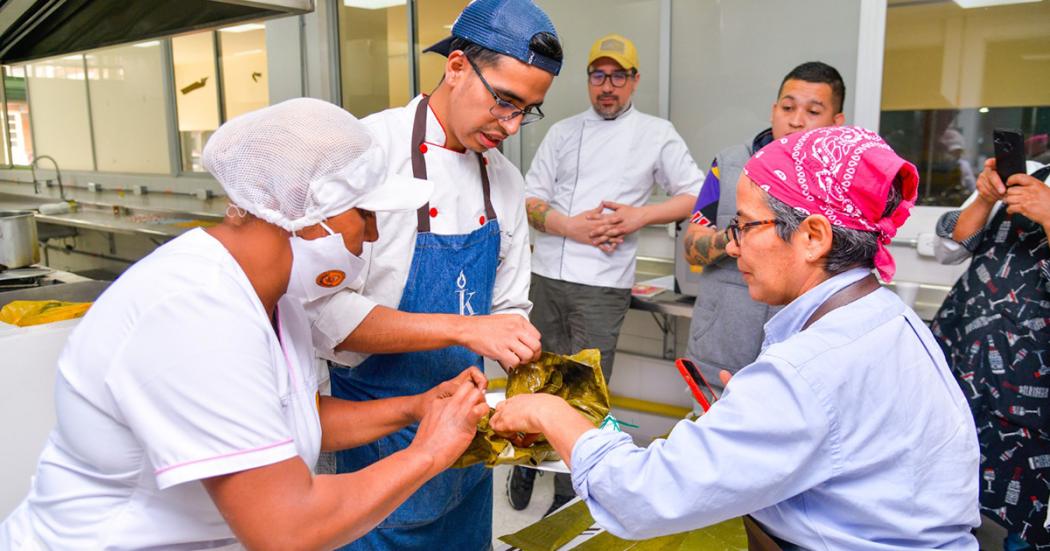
[204,97,430,232]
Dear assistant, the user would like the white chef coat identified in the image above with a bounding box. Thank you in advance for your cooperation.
[308,95,532,366]
[0,229,323,551]
[526,105,704,289]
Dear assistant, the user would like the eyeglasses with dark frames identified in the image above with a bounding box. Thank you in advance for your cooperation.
[723,217,781,246]
[587,69,636,88]
[466,56,544,125]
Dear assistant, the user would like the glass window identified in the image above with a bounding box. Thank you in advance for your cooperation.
[218,23,269,120]
[173,31,220,172]
[338,1,409,117]
[521,0,664,170]
[880,0,1050,206]
[24,55,94,170]
[4,66,33,166]
[86,41,171,173]
[416,0,465,94]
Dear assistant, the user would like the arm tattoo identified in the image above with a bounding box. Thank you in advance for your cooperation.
[685,227,728,266]
[526,199,552,233]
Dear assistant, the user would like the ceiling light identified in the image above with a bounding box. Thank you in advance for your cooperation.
[343,0,406,9]
[219,23,266,33]
[979,107,990,113]
[953,0,1041,8]
[133,41,160,48]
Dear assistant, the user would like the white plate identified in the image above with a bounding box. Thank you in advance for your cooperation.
[485,391,570,474]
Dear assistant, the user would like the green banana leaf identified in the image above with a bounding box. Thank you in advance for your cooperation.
[452,349,610,468]
[498,499,747,551]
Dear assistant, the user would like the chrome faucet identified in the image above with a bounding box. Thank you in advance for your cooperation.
[30,155,66,201]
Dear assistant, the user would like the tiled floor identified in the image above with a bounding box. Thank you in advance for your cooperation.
[491,465,558,545]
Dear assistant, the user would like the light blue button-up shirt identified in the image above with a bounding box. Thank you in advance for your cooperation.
[571,268,980,549]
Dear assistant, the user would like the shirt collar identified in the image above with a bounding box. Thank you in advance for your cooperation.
[586,103,635,121]
[409,95,453,148]
[751,127,774,153]
[761,267,872,349]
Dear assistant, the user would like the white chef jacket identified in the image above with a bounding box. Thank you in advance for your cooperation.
[526,106,704,289]
[308,95,532,366]
[0,229,323,550]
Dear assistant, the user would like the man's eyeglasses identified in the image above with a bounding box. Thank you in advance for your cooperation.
[466,56,544,125]
[723,217,781,246]
[588,69,636,88]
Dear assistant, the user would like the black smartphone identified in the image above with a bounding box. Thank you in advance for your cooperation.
[994,128,1026,186]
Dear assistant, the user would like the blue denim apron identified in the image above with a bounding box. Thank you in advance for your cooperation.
[330,96,499,551]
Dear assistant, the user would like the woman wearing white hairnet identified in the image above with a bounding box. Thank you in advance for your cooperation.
[0,98,489,550]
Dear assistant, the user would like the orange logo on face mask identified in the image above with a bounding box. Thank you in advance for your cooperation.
[315,270,346,288]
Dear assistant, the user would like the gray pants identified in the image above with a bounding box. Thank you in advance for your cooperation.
[529,273,631,498]
[529,273,631,382]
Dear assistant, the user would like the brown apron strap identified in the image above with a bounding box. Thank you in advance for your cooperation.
[411,96,431,232]
[476,153,497,222]
[410,96,497,233]
[802,274,881,331]
[743,516,783,551]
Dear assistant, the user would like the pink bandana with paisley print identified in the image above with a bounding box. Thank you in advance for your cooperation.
[742,125,919,282]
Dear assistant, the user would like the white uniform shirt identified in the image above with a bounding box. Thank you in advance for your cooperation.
[526,106,704,289]
[0,229,323,550]
[308,96,532,366]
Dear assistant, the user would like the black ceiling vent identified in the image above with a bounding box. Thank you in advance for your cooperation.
[0,0,311,63]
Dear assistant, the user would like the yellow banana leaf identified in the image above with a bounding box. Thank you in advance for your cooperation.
[452,349,610,468]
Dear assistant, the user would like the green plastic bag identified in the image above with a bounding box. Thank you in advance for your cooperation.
[452,349,610,468]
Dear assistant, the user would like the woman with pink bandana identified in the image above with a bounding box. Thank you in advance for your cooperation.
[489,126,981,549]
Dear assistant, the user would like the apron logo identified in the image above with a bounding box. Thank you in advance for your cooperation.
[316,270,346,288]
[456,270,476,316]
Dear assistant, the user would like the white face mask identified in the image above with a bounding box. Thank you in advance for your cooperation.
[286,221,366,303]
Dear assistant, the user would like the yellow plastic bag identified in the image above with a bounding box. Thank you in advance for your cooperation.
[0,300,92,327]
[452,349,610,468]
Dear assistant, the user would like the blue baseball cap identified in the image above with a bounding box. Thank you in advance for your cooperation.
[423,0,561,76]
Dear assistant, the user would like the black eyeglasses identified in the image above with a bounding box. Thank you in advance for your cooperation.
[466,56,544,125]
[588,69,636,88]
[723,217,781,246]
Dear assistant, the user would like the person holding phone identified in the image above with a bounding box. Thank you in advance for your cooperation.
[931,151,1050,549]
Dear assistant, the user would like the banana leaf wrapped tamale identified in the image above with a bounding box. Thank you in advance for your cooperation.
[452,349,610,468]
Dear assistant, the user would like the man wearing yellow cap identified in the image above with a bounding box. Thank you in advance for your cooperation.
[513,33,703,515]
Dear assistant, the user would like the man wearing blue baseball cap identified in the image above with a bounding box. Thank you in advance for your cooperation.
[304,1,563,550]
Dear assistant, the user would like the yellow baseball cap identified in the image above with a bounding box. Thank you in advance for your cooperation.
[587,34,638,72]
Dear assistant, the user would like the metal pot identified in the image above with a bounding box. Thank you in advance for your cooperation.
[0,211,39,270]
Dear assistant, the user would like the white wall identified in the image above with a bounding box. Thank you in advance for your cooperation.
[87,43,172,174]
[25,57,94,170]
[669,0,861,171]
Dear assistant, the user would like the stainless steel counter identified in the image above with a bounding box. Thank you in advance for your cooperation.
[629,281,952,361]
[34,204,218,239]
[0,180,226,219]
[0,182,223,241]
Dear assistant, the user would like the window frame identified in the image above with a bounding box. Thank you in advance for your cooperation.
[0,25,269,175]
